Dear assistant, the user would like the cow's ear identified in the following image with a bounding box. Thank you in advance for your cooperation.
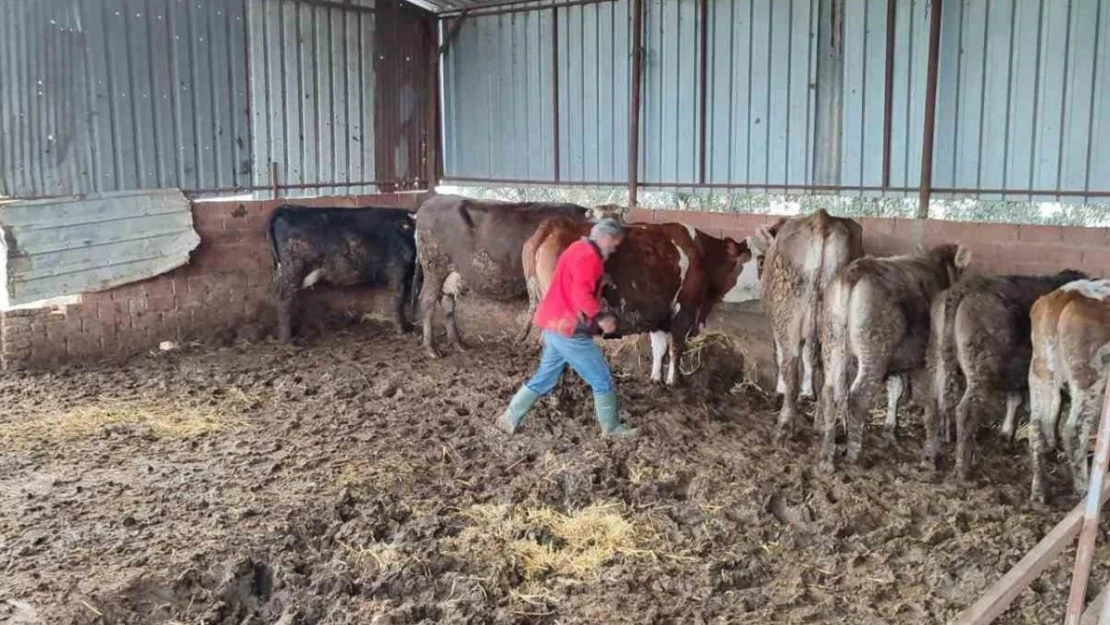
[727,238,752,263]
[954,245,973,269]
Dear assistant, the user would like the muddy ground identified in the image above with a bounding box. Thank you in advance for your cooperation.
[1,320,1108,625]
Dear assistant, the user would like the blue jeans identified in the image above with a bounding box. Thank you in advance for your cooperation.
[525,330,614,396]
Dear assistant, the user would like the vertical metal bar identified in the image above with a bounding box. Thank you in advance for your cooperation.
[628,0,643,207]
[881,0,896,189]
[552,7,561,182]
[697,0,708,184]
[270,161,280,200]
[917,0,943,219]
[1065,369,1110,625]
[425,15,440,189]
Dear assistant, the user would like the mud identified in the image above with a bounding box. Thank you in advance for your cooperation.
[1,321,1107,625]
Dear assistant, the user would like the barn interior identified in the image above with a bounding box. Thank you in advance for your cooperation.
[2,0,1110,623]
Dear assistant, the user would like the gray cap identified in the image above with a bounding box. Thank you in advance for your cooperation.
[589,218,624,240]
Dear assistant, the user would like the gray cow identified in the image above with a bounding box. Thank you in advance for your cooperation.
[820,244,972,471]
[920,270,1087,479]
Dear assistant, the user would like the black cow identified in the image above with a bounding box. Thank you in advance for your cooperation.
[267,205,419,342]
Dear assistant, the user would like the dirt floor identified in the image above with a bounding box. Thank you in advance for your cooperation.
[2,320,1109,625]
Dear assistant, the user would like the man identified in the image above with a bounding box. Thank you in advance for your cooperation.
[497,218,636,437]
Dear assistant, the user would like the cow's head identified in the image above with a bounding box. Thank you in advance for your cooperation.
[589,204,626,223]
[702,236,757,305]
[928,243,973,285]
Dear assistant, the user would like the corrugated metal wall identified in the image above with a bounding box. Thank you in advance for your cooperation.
[246,0,378,198]
[441,0,1110,204]
[932,0,1110,201]
[0,0,252,198]
[0,0,432,199]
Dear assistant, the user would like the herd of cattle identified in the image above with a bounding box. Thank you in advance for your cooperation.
[267,195,1110,503]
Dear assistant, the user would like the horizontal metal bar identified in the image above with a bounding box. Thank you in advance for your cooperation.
[439,0,616,18]
[933,187,1110,199]
[187,179,426,196]
[290,0,378,15]
[441,176,624,187]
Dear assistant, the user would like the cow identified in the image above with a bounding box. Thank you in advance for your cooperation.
[920,270,1088,478]
[1028,280,1110,504]
[756,209,865,442]
[413,195,597,358]
[819,244,972,471]
[519,216,767,385]
[267,205,419,343]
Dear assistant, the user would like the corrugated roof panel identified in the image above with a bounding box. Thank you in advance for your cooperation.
[0,189,200,306]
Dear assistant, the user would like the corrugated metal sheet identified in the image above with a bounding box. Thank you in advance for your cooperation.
[703,0,818,187]
[931,0,1110,202]
[558,0,631,182]
[442,9,556,179]
[246,0,379,198]
[0,189,199,306]
[0,0,252,198]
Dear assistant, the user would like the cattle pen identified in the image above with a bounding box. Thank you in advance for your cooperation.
[3,0,1110,624]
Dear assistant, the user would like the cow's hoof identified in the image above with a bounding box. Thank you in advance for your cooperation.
[398,323,415,335]
[818,458,836,474]
[772,426,793,445]
[424,346,442,359]
[919,457,938,472]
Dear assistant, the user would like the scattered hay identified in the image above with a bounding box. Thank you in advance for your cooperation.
[451,502,650,584]
[340,540,407,576]
[0,390,255,442]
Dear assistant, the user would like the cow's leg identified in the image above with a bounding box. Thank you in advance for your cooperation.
[954,382,989,481]
[845,363,883,464]
[920,367,942,471]
[389,264,414,335]
[1029,374,1057,503]
[275,262,303,344]
[419,268,446,358]
[800,338,817,400]
[666,333,685,386]
[774,341,802,443]
[649,331,668,384]
[1043,378,1065,450]
[883,375,904,439]
[443,294,467,352]
[1064,382,1103,497]
[1001,392,1022,440]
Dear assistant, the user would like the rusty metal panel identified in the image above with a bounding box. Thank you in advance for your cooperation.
[374,0,433,191]
[0,189,199,306]
[0,0,252,198]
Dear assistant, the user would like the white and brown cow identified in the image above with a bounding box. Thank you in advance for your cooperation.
[520,217,766,385]
[920,270,1087,478]
[819,244,972,471]
[756,209,865,441]
[1029,280,1110,504]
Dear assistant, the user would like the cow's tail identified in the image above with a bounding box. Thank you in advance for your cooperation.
[517,219,550,343]
[266,206,283,271]
[411,219,424,318]
[800,231,829,398]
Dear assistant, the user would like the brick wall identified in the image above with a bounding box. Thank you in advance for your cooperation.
[629,209,1109,278]
[2,201,1106,371]
[0,193,428,370]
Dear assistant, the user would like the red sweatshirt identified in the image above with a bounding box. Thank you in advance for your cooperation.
[533,238,605,336]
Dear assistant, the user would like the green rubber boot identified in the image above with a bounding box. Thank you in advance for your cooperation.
[497,385,541,434]
[594,392,637,438]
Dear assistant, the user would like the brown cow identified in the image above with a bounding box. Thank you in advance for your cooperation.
[756,209,865,442]
[520,217,764,385]
[920,270,1087,478]
[414,195,594,358]
[819,244,972,471]
[1029,280,1110,503]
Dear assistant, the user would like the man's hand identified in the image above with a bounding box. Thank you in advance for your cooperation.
[597,314,617,335]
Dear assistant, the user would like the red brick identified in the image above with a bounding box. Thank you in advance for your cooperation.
[192,207,226,237]
[971,222,1020,243]
[1080,249,1110,273]
[1017,224,1064,244]
[624,208,653,224]
[859,217,896,235]
[142,278,175,299]
[146,294,177,312]
[127,298,148,315]
[1062,226,1109,248]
